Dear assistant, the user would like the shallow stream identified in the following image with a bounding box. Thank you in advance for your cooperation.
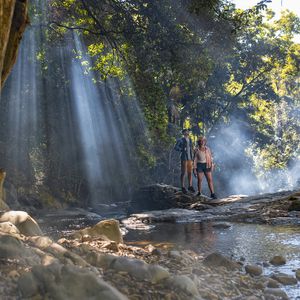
[126,222,300,299]
[39,211,300,299]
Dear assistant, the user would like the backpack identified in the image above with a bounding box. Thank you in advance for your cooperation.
[174,138,184,152]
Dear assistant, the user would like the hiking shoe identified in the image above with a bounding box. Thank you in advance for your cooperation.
[188,186,196,193]
[182,187,187,194]
[211,193,217,199]
[196,192,202,196]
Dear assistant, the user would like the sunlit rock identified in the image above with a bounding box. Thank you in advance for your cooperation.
[28,236,53,249]
[72,219,123,244]
[147,264,170,283]
[0,211,42,236]
[269,255,286,266]
[0,221,19,235]
[245,264,263,277]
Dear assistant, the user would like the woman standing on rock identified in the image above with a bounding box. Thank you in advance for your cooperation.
[193,136,217,199]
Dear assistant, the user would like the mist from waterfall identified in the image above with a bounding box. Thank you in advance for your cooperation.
[210,119,300,197]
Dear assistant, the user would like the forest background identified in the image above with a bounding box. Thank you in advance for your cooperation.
[0,0,299,208]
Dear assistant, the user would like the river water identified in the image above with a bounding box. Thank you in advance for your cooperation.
[39,212,300,299]
[125,222,300,299]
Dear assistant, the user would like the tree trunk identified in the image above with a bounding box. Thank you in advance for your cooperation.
[0,0,28,90]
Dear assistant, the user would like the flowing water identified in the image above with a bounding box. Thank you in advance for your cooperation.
[125,221,300,299]
[38,210,300,299]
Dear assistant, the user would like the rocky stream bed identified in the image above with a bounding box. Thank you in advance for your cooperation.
[0,184,300,299]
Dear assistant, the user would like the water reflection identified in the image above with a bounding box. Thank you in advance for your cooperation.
[125,222,300,299]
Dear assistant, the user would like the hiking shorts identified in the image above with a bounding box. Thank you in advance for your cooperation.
[197,163,211,173]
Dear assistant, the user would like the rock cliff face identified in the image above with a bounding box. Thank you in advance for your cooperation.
[0,0,28,90]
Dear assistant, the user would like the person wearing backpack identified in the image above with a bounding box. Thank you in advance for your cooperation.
[174,129,196,194]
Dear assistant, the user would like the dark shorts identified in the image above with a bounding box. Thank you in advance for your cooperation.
[197,163,211,173]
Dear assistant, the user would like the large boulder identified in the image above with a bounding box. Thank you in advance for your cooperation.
[0,211,42,236]
[0,234,31,258]
[129,184,206,212]
[72,219,123,244]
[18,263,128,300]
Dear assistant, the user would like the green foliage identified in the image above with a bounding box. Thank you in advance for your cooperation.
[46,0,300,182]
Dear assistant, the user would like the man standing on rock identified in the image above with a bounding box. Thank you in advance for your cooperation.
[174,129,196,194]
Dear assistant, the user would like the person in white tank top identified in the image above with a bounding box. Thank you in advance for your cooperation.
[193,136,217,199]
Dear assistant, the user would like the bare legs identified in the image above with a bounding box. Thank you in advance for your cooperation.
[197,171,215,194]
[181,160,193,188]
[205,171,215,194]
[197,172,204,193]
